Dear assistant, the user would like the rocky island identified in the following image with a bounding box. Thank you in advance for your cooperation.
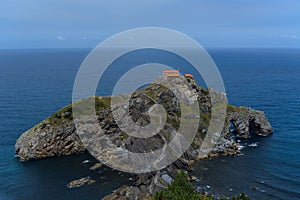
[15,76,273,199]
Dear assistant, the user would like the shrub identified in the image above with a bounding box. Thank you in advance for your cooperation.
[153,171,250,200]
[154,171,213,200]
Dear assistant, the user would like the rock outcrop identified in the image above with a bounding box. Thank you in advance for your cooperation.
[227,106,273,138]
[15,111,85,161]
[66,176,95,188]
[15,76,273,162]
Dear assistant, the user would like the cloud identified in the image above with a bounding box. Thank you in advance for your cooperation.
[57,36,64,40]
[280,34,298,39]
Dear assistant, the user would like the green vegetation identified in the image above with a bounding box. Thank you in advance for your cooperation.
[200,112,211,127]
[167,116,180,130]
[191,141,200,150]
[95,96,111,110]
[160,129,171,142]
[144,83,168,100]
[154,171,250,200]
[227,104,240,112]
[199,87,209,95]
[154,171,207,200]
[226,105,250,115]
[43,96,111,127]
[118,132,129,140]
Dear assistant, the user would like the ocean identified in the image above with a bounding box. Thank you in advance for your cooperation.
[0,48,299,200]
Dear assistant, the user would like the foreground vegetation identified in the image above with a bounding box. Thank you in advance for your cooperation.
[154,171,250,200]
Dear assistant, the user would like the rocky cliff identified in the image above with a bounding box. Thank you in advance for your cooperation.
[15,76,273,161]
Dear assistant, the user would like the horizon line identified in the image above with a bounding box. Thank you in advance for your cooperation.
[0,46,300,51]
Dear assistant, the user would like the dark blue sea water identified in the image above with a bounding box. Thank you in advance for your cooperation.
[0,48,299,200]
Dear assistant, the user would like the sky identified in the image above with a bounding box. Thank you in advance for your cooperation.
[0,0,300,49]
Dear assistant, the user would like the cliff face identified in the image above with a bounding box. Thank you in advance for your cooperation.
[227,106,273,138]
[15,77,273,162]
[15,117,85,161]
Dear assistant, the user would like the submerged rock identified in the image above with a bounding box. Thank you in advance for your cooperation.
[251,186,258,191]
[66,176,95,188]
[89,162,102,170]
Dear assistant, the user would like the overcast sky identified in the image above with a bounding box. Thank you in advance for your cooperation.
[1,0,299,48]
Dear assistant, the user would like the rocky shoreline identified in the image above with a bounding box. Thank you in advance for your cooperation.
[15,76,273,199]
